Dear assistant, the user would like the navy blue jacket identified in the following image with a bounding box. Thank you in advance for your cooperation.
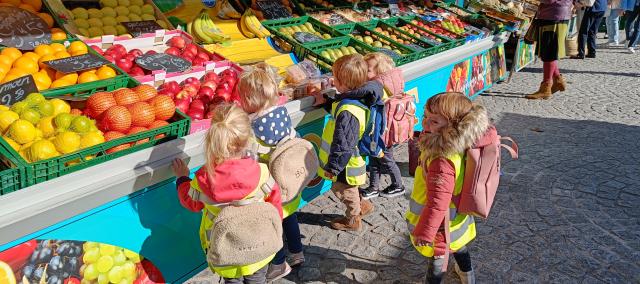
[590,0,608,12]
[323,81,384,178]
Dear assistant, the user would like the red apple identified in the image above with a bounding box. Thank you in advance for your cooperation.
[129,49,143,57]
[220,68,238,79]
[202,72,219,83]
[145,50,158,55]
[220,75,237,87]
[124,54,137,62]
[160,81,181,94]
[129,66,145,77]
[116,58,132,72]
[103,54,115,63]
[189,99,206,112]
[167,37,186,49]
[180,56,193,65]
[201,80,218,91]
[183,77,201,89]
[175,98,191,113]
[196,52,210,61]
[197,86,215,99]
[165,47,181,56]
[192,57,207,66]
[158,89,175,99]
[205,109,215,119]
[184,44,199,56]
[90,45,104,55]
[111,44,127,56]
[187,109,204,120]
[176,85,198,99]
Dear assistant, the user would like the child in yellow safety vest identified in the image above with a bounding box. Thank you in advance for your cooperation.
[409,92,494,284]
[172,104,283,284]
[237,63,305,282]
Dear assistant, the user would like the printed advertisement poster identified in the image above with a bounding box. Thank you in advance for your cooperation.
[516,41,536,71]
[469,53,487,96]
[446,59,470,95]
[0,239,164,284]
[487,45,507,83]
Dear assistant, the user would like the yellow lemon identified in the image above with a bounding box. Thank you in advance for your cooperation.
[0,261,16,284]
[68,41,88,54]
[8,119,37,144]
[49,43,66,53]
[80,131,105,148]
[2,137,21,151]
[78,71,99,84]
[54,51,72,59]
[38,54,57,69]
[34,45,54,56]
[0,110,19,133]
[50,98,71,116]
[12,57,39,74]
[37,116,56,138]
[0,55,14,67]
[1,47,22,60]
[22,52,41,62]
[96,65,116,79]
[29,139,59,161]
[53,131,81,154]
[0,105,9,111]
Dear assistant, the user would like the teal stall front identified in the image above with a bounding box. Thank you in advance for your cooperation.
[0,34,508,283]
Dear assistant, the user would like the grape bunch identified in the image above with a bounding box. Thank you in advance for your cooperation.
[80,242,142,284]
[21,240,84,284]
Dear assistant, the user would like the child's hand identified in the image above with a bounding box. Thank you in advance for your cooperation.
[414,238,430,247]
[172,159,190,177]
[312,91,326,106]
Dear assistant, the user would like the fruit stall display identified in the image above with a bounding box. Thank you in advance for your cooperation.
[339,23,419,65]
[262,16,344,51]
[1,41,130,97]
[297,36,375,72]
[84,30,224,81]
[294,0,352,11]
[44,0,174,39]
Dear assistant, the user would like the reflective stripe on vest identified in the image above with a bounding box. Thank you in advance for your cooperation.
[405,153,476,257]
[317,102,368,186]
[191,164,276,278]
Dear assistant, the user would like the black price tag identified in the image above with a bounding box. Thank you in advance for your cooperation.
[256,0,292,19]
[122,21,164,37]
[0,75,38,106]
[377,48,401,59]
[135,53,191,73]
[44,53,111,74]
[293,32,323,43]
[0,7,52,50]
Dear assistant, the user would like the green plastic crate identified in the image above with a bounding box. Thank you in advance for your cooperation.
[396,16,466,48]
[336,23,420,66]
[294,0,352,12]
[368,19,441,59]
[263,16,344,52]
[297,36,376,72]
[334,19,378,34]
[0,146,27,195]
[392,17,463,53]
[0,82,191,187]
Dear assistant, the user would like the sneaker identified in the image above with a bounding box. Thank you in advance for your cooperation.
[266,262,292,282]
[585,53,596,58]
[380,185,406,198]
[359,187,380,200]
[629,47,636,54]
[608,42,622,47]
[288,252,305,267]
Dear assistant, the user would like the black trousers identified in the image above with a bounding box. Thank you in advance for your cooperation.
[578,9,605,56]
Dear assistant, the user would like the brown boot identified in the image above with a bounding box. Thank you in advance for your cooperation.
[551,75,566,94]
[330,216,362,231]
[525,82,553,100]
[360,198,374,216]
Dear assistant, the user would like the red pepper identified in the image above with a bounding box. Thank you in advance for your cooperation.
[0,240,37,271]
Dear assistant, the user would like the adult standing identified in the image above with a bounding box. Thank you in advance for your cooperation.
[572,0,607,58]
[526,0,573,100]
[606,0,625,45]
[623,0,640,52]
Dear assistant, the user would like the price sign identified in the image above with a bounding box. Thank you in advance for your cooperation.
[256,0,292,19]
[0,75,38,106]
[135,53,191,73]
[44,53,111,74]
[0,7,52,50]
[377,48,401,59]
[122,21,164,37]
[293,32,323,43]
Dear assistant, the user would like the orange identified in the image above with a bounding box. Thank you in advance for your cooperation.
[0,73,5,83]
[32,71,52,90]
[49,43,66,53]
[55,71,78,84]
[70,49,88,56]
[34,44,54,56]
[50,79,73,89]
[54,51,71,59]
[7,68,31,77]
[78,71,99,84]
[1,48,22,60]
[84,68,96,73]
[0,261,16,284]
[96,65,116,79]
[2,73,21,83]
[22,0,41,11]
[38,54,56,68]
[68,41,87,54]
[17,3,36,12]
[0,63,9,75]
[22,52,40,62]
[42,66,56,79]
[0,55,14,66]
[38,13,54,28]
[51,28,67,40]
[12,58,39,74]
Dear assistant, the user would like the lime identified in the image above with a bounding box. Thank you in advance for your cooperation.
[8,119,37,144]
[10,101,28,114]
[20,109,41,125]
[71,116,92,133]
[54,113,73,129]
[35,101,54,116]
[24,93,46,106]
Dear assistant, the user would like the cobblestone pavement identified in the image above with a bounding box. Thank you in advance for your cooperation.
[187,39,640,283]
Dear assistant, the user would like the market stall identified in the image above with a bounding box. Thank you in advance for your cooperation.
[0,1,514,283]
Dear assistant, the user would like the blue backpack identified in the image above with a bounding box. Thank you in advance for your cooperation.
[337,99,386,158]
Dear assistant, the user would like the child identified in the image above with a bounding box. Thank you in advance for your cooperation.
[316,54,382,231]
[237,63,305,282]
[407,92,493,284]
[172,103,283,284]
[359,52,405,199]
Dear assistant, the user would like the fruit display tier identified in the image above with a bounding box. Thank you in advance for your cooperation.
[338,23,420,66]
[0,85,190,188]
[0,146,26,195]
[298,36,376,72]
[293,0,352,12]
[262,16,345,53]
[1,40,130,98]
[391,17,466,52]
[368,20,442,59]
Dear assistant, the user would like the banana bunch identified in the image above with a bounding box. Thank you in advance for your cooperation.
[188,10,232,44]
[239,9,271,39]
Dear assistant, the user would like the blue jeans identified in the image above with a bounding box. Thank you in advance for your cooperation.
[272,213,303,265]
[578,9,605,56]
[626,5,640,47]
[368,147,404,191]
[607,9,624,43]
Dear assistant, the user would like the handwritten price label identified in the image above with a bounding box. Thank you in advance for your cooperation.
[122,21,164,37]
[256,0,292,19]
[0,7,51,50]
[44,53,111,74]
[135,53,191,73]
[0,75,38,106]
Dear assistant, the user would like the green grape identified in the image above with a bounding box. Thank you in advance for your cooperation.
[118,279,132,284]
[123,249,142,263]
[108,266,124,283]
[113,251,127,266]
[83,247,100,264]
[84,263,99,281]
[98,273,110,284]
[96,255,114,273]
[83,241,98,251]
[81,279,92,284]
[122,261,136,278]
[100,243,117,256]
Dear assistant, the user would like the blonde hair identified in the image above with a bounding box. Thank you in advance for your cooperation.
[204,104,252,175]
[238,63,279,114]
[424,92,473,129]
[332,54,368,90]
[364,52,395,76]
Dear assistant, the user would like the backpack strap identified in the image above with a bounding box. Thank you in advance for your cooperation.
[499,136,519,159]
[187,175,277,207]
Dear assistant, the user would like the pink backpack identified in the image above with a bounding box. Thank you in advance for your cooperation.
[382,92,417,148]
[453,129,519,219]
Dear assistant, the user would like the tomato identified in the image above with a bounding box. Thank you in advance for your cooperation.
[64,277,81,284]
